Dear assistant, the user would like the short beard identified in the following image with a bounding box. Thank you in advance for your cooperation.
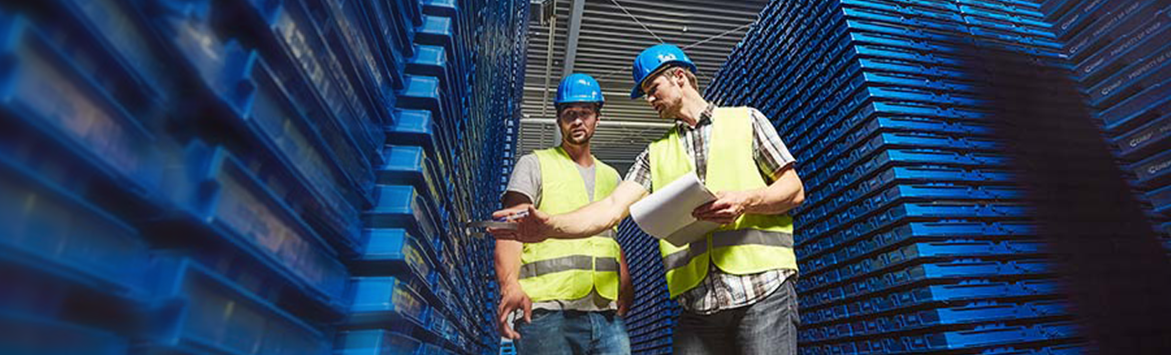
[564,130,593,145]
[659,99,682,119]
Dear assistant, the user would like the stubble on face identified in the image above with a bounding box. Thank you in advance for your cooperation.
[557,104,598,146]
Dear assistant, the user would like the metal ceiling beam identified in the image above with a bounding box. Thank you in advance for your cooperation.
[540,0,559,118]
[562,0,586,75]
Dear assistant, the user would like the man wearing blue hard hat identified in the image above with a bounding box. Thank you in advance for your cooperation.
[495,73,633,354]
[491,44,804,355]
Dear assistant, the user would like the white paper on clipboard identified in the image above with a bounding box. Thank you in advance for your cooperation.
[629,173,721,247]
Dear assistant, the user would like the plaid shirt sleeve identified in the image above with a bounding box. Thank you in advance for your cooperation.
[749,108,796,183]
[624,148,654,191]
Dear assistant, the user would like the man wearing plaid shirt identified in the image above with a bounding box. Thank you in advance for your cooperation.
[490,44,805,355]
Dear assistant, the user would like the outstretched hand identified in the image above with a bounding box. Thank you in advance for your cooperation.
[487,205,553,243]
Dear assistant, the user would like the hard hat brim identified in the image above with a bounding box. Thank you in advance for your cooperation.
[629,61,698,99]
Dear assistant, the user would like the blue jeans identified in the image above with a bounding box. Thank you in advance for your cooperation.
[513,310,631,355]
[672,278,800,355]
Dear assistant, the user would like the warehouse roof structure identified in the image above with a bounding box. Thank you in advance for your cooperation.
[519,0,770,174]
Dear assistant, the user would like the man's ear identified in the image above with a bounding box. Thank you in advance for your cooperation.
[673,69,688,88]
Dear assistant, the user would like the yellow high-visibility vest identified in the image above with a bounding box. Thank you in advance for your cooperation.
[518,147,623,301]
[649,107,798,298]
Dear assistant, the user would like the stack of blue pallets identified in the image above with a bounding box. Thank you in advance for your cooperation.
[1036,0,1171,246]
[1032,1,1171,352]
[694,0,1153,354]
[0,0,526,354]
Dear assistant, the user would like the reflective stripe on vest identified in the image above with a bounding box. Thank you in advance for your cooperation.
[518,148,623,302]
[649,107,799,298]
[661,229,793,271]
[520,255,621,279]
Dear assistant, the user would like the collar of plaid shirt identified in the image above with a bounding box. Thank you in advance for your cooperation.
[674,104,716,131]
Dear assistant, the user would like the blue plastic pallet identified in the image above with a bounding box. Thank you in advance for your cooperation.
[801,132,1009,189]
[1112,109,1171,161]
[380,145,452,216]
[1128,148,1171,187]
[1143,183,1171,216]
[978,343,1093,355]
[143,255,330,355]
[801,235,1046,278]
[1046,0,1116,40]
[353,228,438,282]
[800,300,1073,343]
[1061,1,1166,62]
[804,320,1082,355]
[0,153,148,298]
[242,0,383,159]
[802,279,1066,325]
[317,0,397,125]
[237,55,366,252]
[1087,40,1171,107]
[0,311,127,355]
[336,329,423,355]
[232,0,383,164]
[1072,6,1171,86]
[799,200,1030,252]
[840,5,1062,51]
[798,164,1017,218]
[364,185,446,243]
[0,15,163,198]
[24,5,169,143]
[396,76,458,153]
[388,109,453,179]
[170,144,349,311]
[803,147,1015,204]
[787,96,1009,162]
[800,182,1026,228]
[799,259,1057,309]
[348,277,429,327]
[52,0,178,104]
[407,43,458,89]
[803,235,1049,285]
[382,0,418,61]
[358,2,407,92]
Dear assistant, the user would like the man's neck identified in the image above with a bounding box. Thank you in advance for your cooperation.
[560,142,594,167]
[674,92,710,128]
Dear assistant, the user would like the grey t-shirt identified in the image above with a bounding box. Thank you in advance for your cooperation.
[505,153,620,312]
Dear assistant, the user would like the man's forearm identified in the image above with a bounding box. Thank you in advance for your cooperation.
[543,181,648,239]
[545,202,627,239]
[744,167,805,215]
[495,240,523,286]
[497,192,532,284]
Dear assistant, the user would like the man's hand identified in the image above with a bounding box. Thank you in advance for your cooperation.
[488,205,553,243]
[497,282,532,339]
[693,190,756,225]
[617,289,633,316]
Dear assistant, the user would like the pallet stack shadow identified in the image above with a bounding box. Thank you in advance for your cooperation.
[703,0,1096,354]
[1035,0,1171,253]
[615,218,678,355]
[0,0,525,354]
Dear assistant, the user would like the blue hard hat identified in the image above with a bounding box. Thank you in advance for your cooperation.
[555,73,605,106]
[630,43,697,99]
